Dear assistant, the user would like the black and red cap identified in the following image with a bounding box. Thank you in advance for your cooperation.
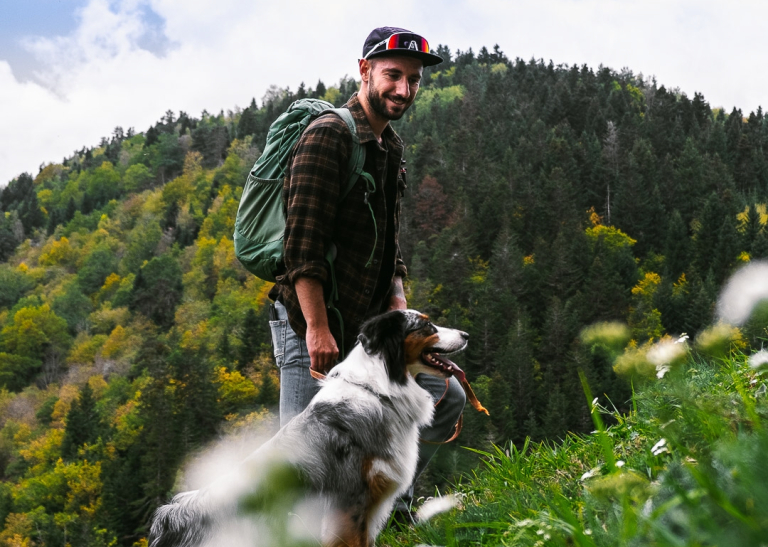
[362,27,443,67]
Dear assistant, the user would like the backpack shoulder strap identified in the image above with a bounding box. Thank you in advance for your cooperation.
[329,108,372,201]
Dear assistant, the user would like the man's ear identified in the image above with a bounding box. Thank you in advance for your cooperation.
[358,58,371,82]
[358,311,407,385]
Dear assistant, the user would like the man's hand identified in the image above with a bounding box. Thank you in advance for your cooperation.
[295,277,339,373]
[387,276,407,311]
[305,324,339,374]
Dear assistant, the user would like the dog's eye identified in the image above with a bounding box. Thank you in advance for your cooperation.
[426,323,437,334]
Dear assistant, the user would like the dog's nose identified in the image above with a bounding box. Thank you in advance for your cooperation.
[460,331,469,340]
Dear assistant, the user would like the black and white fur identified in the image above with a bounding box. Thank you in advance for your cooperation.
[148,309,468,547]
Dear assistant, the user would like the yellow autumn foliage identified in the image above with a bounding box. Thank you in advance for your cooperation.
[585,224,637,251]
[217,367,258,411]
[18,429,65,474]
[51,384,80,429]
[67,333,109,365]
[38,236,78,268]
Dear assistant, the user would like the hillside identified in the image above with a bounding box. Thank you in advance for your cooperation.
[1,44,768,545]
[380,326,768,546]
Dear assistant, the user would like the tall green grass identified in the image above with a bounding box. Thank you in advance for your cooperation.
[380,347,768,546]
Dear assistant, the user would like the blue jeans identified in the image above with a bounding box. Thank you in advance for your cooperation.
[269,301,466,497]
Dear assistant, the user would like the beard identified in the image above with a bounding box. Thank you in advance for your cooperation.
[367,74,413,121]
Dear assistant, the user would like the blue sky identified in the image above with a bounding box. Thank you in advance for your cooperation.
[1,0,768,185]
[0,0,85,80]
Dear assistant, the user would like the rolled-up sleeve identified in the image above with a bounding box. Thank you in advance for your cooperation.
[395,246,407,278]
[283,118,350,285]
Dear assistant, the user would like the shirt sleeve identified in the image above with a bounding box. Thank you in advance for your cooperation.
[283,116,351,285]
[395,245,407,278]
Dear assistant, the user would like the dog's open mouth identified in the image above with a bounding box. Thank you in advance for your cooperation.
[420,351,466,382]
[420,349,489,416]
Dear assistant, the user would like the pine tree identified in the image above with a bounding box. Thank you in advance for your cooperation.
[64,197,77,222]
[752,226,768,259]
[542,384,569,440]
[257,370,279,407]
[61,383,100,460]
[664,210,690,280]
[693,193,726,276]
[712,214,740,284]
[238,308,260,369]
[743,204,762,254]
[523,410,543,441]
[218,332,232,362]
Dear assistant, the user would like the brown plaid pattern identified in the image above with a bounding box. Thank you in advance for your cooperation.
[270,93,407,354]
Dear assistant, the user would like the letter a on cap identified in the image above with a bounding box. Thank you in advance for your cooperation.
[408,40,418,50]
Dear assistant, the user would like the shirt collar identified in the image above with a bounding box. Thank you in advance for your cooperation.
[344,93,402,150]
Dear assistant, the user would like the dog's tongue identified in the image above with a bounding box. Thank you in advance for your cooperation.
[429,354,490,416]
[431,353,466,383]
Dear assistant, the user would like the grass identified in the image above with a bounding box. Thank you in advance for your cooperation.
[378,346,768,546]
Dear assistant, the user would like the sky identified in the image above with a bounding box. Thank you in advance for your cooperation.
[1,0,768,186]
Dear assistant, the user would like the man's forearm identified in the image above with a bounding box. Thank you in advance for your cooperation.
[388,276,407,310]
[295,277,338,372]
[295,277,328,329]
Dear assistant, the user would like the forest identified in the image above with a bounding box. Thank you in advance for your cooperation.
[1,43,768,546]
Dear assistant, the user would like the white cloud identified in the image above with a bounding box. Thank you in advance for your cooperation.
[2,0,768,185]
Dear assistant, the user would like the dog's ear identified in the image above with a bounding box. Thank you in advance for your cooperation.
[358,311,407,385]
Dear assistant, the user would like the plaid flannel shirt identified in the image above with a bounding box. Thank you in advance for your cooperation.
[269,93,407,355]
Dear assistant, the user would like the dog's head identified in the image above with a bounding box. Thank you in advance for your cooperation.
[357,310,468,385]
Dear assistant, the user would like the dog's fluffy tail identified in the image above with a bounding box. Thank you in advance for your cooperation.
[147,490,215,547]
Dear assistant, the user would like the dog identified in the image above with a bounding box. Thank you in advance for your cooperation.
[147,309,469,547]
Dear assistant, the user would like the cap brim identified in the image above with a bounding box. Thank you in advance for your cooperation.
[367,49,443,67]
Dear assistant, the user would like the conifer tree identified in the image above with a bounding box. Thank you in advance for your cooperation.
[64,197,77,222]
[218,332,232,362]
[61,383,100,460]
[257,370,279,407]
[523,410,543,441]
[751,226,768,260]
[743,204,762,253]
[664,210,690,280]
[238,308,260,369]
[712,215,740,284]
[542,384,569,440]
[693,193,726,276]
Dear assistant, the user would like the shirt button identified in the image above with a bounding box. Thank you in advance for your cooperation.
[373,259,379,265]
[365,288,371,295]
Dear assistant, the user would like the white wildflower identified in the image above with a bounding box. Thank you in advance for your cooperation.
[584,529,593,536]
[648,338,687,369]
[717,261,768,325]
[651,438,668,456]
[748,349,768,371]
[580,467,601,481]
[645,337,688,378]
[615,460,625,468]
[675,333,689,344]
[642,498,653,517]
[415,494,459,522]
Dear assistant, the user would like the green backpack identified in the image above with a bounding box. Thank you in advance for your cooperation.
[233,98,374,282]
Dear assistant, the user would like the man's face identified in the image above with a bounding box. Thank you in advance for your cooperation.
[366,56,423,121]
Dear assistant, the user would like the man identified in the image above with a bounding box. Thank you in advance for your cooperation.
[268,26,466,518]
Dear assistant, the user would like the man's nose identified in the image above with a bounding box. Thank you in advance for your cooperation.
[394,78,411,97]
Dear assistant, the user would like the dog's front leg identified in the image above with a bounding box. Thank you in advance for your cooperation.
[323,508,370,547]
